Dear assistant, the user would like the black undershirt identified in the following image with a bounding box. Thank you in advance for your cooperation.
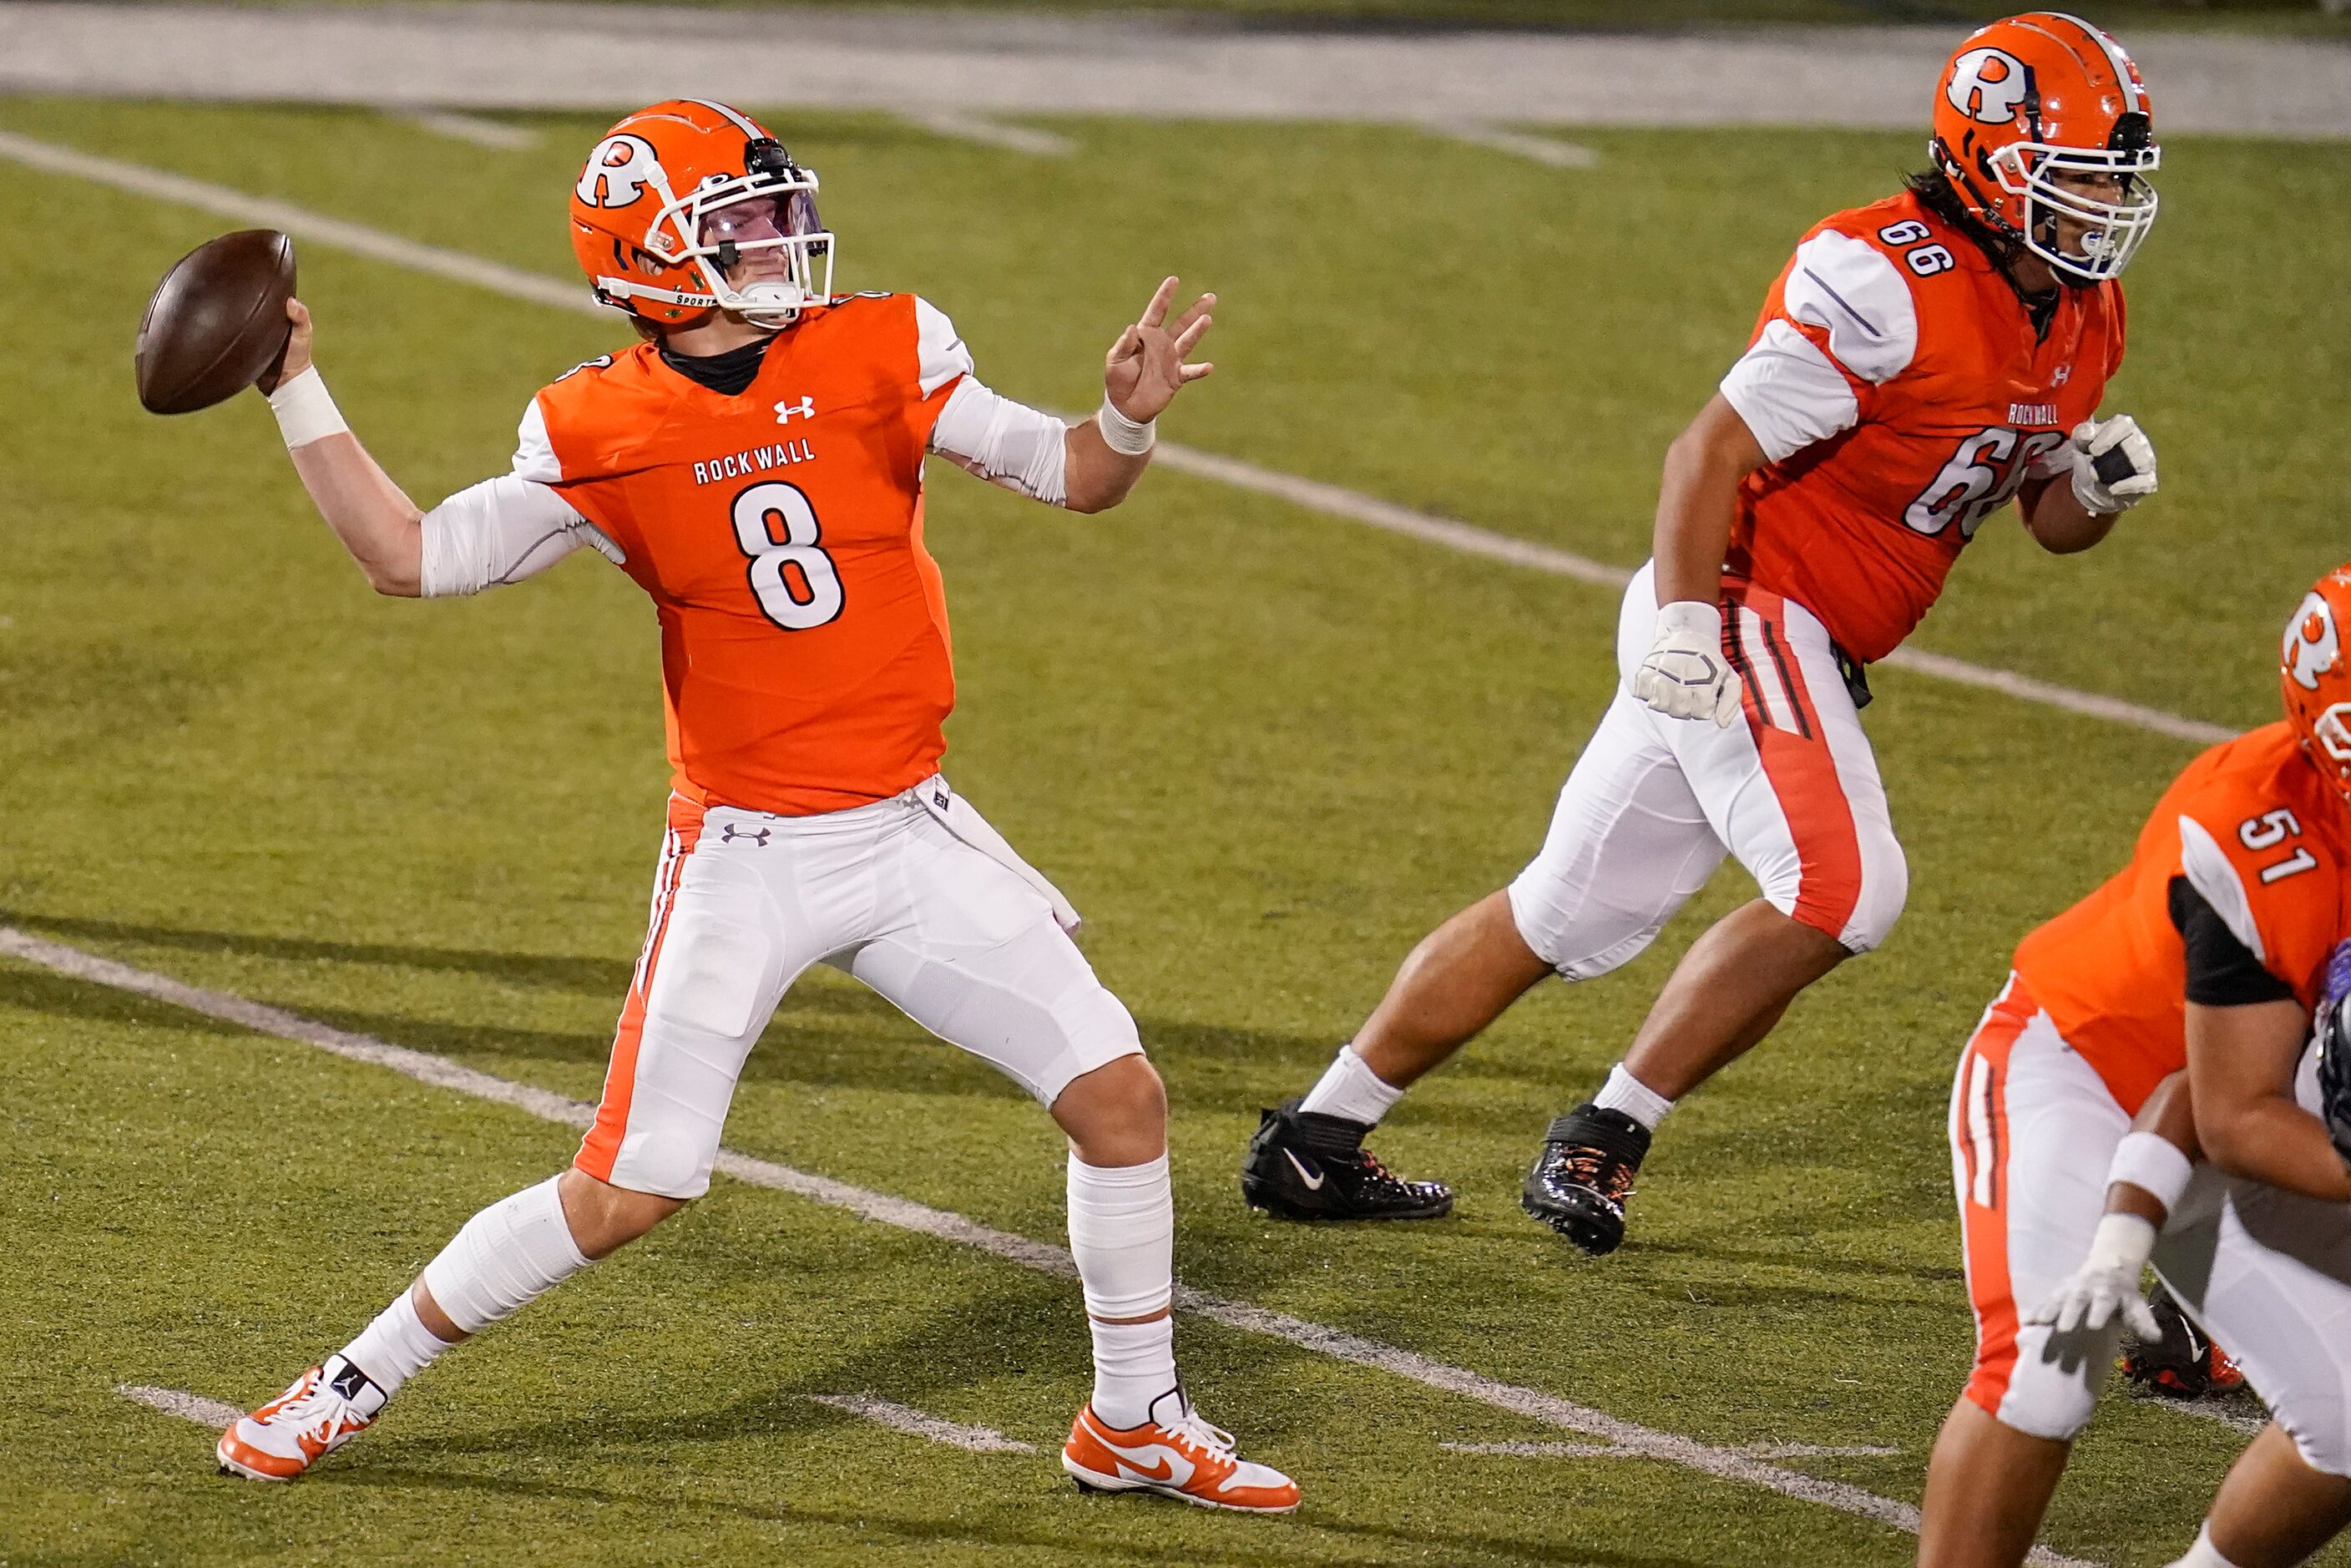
[2168,874,2298,1008]
[659,335,772,397]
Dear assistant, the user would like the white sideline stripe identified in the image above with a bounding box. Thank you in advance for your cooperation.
[811,1393,1036,1453]
[0,927,2092,1566]
[0,125,2233,754]
[119,1383,241,1429]
[1443,1439,1898,1459]
[900,111,1074,157]
[1423,121,1601,169]
[399,110,541,151]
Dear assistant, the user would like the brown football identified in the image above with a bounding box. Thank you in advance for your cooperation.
[134,230,297,415]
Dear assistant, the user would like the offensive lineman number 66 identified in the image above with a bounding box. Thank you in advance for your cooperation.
[731,480,847,630]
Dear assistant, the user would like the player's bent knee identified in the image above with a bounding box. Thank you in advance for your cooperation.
[1841,834,1910,955]
[1505,878,1666,983]
[1970,1343,2101,1443]
[557,1166,690,1258]
[1052,1052,1166,1165]
[2275,1406,2351,1478]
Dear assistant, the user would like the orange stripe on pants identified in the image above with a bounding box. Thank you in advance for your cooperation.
[1724,580,1864,943]
[575,794,707,1185]
[1957,974,2035,1422]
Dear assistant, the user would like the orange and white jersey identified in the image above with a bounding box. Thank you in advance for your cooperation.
[1719,189,2126,663]
[413,293,1072,817]
[2011,722,2351,1115]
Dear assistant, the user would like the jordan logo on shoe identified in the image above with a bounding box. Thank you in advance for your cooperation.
[1282,1150,1325,1191]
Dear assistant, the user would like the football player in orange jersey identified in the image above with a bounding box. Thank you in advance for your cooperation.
[1243,13,2164,1251]
[211,99,1299,1514]
[1917,567,2351,1568]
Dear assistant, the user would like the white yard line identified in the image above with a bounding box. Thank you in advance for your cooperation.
[899,110,1074,157]
[0,925,2092,1566]
[1443,1439,1897,1459]
[398,109,541,150]
[1423,121,1601,169]
[0,129,2238,754]
[810,1393,1036,1453]
[2146,1398,2269,1438]
[118,1384,241,1428]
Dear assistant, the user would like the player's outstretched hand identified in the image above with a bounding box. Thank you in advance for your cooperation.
[262,298,315,393]
[1105,276,1214,424]
[1630,601,1742,726]
[2026,1254,2162,1341]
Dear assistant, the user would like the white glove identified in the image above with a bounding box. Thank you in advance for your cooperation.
[2025,1212,2161,1339]
[2068,414,2157,515]
[1630,599,1741,727]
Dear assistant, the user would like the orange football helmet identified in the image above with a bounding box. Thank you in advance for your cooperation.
[568,99,832,329]
[1930,13,2158,283]
[2283,565,2351,805]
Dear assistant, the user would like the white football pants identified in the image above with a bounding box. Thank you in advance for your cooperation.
[1508,562,1907,975]
[576,777,1142,1199]
[1954,973,2351,1474]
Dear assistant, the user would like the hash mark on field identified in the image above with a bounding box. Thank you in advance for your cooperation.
[811,1393,1036,1452]
[1443,1439,1898,1459]
[397,110,541,150]
[0,928,2098,1566]
[2146,1398,2268,1437]
[119,1384,240,1429]
[1423,121,1601,169]
[0,128,2232,754]
[900,111,1074,157]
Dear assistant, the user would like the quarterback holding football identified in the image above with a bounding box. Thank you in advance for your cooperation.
[1243,13,2165,1254]
[212,99,1297,1514]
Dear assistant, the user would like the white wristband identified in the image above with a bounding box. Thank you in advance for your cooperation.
[268,366,349,449]
[2106,1130,2194,1216]
[1095,396,1155,457]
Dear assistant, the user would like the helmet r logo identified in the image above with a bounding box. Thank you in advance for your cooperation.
[1945,48,2033,125]
[2287,591,2341,691]
[575,134,665,209]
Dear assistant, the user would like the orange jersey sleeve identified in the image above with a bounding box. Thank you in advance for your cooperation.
[1722,190,2126,663]
[2014,724,2351,1113]
[526,293,972,815]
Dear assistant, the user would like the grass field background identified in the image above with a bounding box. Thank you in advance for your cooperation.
[2,96,2348,1565]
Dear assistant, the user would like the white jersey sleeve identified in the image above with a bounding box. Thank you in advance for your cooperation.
[417,400,625,598]
[1719,230,1921,463]
[928,377,1070,506]
[913,296,975,398]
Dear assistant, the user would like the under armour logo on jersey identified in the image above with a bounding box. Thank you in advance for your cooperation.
[2051,366,2071,385]
[720,824,773,846]
[1945,47,2034,125]
[575,134,665,209]
[2286,590,2341,691]
[775,396,816,424]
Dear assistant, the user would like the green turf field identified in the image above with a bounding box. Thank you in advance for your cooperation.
[2,97,2348,1565]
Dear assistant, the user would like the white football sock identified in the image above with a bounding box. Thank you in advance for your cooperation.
[338,1289,454,1398]
[1593,1063,1675,1131]
[418,1176,593,1336]
[1298,1044,1405,1127]
[1088,1315,1177,1431]
[2166,1525,2242,1568]
[1066,1153,1177,1429]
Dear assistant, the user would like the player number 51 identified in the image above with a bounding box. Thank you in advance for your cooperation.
[2240,807,2319,884]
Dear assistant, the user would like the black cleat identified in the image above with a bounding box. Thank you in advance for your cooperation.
[2120,1282,2247,1400]
[1240,1100,1454,1222]
[1521,1103,1651,1257]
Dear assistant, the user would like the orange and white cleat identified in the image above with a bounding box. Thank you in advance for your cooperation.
[215,1355,387,1482]
[1062,1390,1298,1514]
